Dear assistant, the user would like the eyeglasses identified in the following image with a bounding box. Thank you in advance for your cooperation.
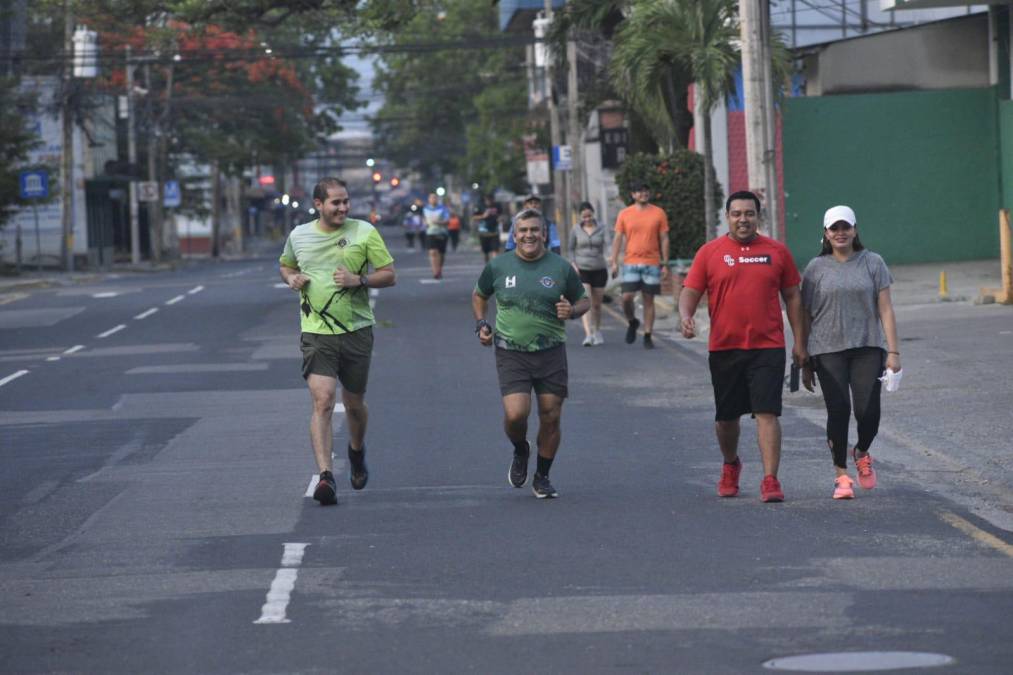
[827,223,853,232]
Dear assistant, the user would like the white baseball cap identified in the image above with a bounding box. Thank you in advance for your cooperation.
[823,205,856,229]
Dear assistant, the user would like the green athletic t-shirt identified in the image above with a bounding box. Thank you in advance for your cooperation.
[279,218,394,335]
[475,251,585,351]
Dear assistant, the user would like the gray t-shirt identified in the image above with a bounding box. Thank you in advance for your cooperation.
[801,250,893,356]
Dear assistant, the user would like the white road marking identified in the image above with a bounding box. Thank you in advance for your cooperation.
[0,370,29,387]
[96,324,126,339]
[46,356,61,362]
[64,345,85,355]
[420,279,441,284]
[92,292,118,298]
[187,285,204,295]
[273,283,289,288]
[369,289,379,297]
[165,295,185,305]
[134,307,158,320]
[334,403,345,413]
[253,543,310,625]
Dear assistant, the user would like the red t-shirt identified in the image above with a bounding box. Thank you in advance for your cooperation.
[683,234,801,351]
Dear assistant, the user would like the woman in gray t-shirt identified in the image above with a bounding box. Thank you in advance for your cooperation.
[568,202,611,346]
[800,205,901,500]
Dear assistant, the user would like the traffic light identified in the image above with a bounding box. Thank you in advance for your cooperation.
[389,177,400,187]
[372,171,382,183]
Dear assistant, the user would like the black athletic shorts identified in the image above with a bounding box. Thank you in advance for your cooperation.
[427,234,448,253]
[300,327,373,394]
[494,344,568,398]
[479,234,501,254]
[578,268,608,288]
[708,348,785,420]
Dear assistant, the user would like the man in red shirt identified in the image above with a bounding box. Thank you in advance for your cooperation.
[609,182,670,349]
[678,191,807,502]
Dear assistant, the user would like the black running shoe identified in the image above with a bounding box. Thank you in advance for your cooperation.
[509,442,530,488]
[531,473,558,499]
[313,470,338,506]
[643,333,654,349]
[625,318,640,344]
[348,446,368,490]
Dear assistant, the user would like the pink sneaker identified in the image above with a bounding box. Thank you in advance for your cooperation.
[853,449,877,489]
[760,475,784,502]
[833,474,855,500]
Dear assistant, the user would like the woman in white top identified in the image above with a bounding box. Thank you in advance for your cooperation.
[568,202,611,346]
[800,205,901,500]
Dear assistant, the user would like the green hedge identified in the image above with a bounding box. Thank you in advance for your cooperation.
[615,150,720,260]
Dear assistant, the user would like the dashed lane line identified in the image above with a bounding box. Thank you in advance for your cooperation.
[165,294,185,305]
[253,543,310,625]
[0,369,29,387]
[96,324,126,339]
[63,345,84,355]
[187,285,204,295]
[134,307,159,320]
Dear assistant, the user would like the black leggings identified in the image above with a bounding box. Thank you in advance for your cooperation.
[811,347,885,468]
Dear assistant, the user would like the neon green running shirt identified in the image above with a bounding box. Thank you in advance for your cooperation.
[280,218,394,335]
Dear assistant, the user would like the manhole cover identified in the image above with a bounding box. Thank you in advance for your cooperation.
[763,651,954,672]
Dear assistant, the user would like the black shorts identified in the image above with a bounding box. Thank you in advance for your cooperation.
[708,348,785,420]
[495,344,568,398]
[427,234,448,253]
[300,327,373,394]
[480,234,501,254]
[578,268,608,288]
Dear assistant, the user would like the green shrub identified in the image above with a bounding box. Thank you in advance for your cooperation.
[615,150,721,260]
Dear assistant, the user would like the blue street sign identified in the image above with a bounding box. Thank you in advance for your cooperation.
[19,170,49,199]
[163,180,182,208]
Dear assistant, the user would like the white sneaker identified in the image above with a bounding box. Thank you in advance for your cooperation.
[592,331,604,345]
[582,334,594,347]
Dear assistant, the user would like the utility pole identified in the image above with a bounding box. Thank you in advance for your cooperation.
[61,0,74,271]
[543,1,564,229]
[144,62,162,262]
[739,0,780,240]
[125,46,140,264]
[565,37,582,252]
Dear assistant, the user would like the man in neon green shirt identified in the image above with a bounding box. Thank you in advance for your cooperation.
[279,178,396,506]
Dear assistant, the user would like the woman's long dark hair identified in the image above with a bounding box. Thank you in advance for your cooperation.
[819,230,865,256]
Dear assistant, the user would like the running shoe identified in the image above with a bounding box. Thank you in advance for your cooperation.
[833,474,855,500]
[313,470,338,506]
[348,446,368,491]
[853,448,877,489]
[531,473,558,499]
[625,318,640,344]
[509,443,530,488]
[643,333,654,349]
[582,334,594,347]
[760,475,784,502]
[718,459,741,497]
[592,331,604,345]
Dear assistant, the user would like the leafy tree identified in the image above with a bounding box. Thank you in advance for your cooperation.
[369,0,528,188]
[0,77,44,233]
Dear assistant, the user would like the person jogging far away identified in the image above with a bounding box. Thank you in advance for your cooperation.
[678,190,806,503]
[423,192,450,279]
[610,182,670,349]
[473,194,502,262]
[278,177,397,506]
[568,201,611,346]
[472,208,589,499]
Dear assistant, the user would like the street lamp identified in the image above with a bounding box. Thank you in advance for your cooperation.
[366,158,375,168]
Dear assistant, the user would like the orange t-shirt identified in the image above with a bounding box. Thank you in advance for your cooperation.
[448,215,461,231]
[614,204,669,265]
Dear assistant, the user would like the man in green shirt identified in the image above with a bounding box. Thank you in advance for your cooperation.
[472,208,589,498]
[279,178,396,506]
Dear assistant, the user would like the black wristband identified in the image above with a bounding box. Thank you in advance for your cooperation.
[359,275,369,288]
[475,319,490,333]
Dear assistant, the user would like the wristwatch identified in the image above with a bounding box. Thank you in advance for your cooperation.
[359,275,369,288]
[475,319,490,333]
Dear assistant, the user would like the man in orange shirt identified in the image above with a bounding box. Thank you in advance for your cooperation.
[609,182,670,349]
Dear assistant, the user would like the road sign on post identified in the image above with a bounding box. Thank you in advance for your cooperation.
[552,145,572,172]
[163,180,181,208]
[137,181,158,202]
[19,170,49,199]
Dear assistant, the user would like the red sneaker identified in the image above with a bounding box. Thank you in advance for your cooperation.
[717,460,741,497]
[760,475,784,502]
[853,448,877,489]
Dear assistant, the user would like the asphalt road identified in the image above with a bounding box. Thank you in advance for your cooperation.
[1,232,1011,674]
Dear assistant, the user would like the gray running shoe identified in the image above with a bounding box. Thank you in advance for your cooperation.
[531,473,558,499]
[509,443,530,488]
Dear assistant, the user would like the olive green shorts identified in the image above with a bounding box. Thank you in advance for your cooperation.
[300,327,373,394]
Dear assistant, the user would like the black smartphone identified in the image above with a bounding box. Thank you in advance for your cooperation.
[789,363,800,392]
